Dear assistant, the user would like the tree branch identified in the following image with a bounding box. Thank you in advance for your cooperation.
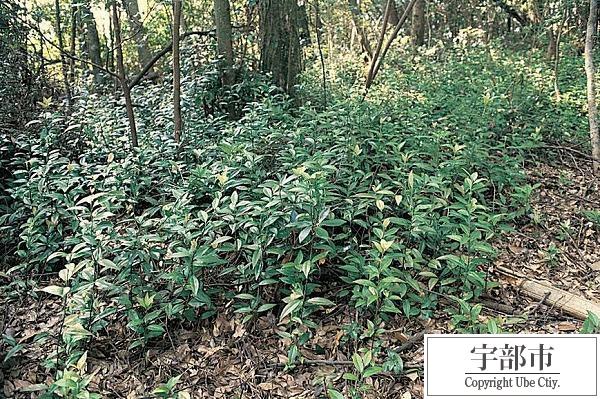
[128,29,215,89]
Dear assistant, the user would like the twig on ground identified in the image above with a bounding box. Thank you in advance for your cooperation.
[530,292,550,315]
[394,330,427,353]
[480,300,515,314]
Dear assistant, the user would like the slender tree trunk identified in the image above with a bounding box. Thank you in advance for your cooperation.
[108,14,118,96]
[173,0,182,142]
[366,0,394,88]
[554,6,568,99]
[485,8,494,43]
[258,0,304,94]
[81,1,102,85]
[107,14,114,72]
[547,28,557,59]
[365,0,417,91]
[388,0,400,26]
[296,3,311,45]
[113,2,139,148]
[69,0,77,86]
[348,0,372,57]
[38,30,45,75]
[315,0,327,105]
[585,0,600,173]
[122,0,152,70]
[213,0,234,85]
[412,0,425,46]
[528,0,543,50]
[54,0,72,105]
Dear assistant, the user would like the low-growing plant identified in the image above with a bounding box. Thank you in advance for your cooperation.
[581,311,600,334]
[2,43,584,397]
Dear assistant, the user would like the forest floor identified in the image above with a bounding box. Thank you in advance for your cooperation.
[3,151,599,399]
[494,151,600,323]
[2,45,598,399]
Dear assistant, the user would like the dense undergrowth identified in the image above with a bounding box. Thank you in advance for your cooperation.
[0,43,590,397]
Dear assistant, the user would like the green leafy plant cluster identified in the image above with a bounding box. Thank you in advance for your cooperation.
[2,44,585,396]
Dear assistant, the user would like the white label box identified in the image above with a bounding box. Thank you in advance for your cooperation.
[425,334,599,398]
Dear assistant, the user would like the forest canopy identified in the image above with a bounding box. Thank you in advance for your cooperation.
[1,0,599,398]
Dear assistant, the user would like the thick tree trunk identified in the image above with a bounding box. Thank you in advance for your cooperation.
[54,0,72,105]
[113,3,139,148]
[585,0,600,173]
[81,1,102,85]
[412,0,425,46]
[213,0,234,85]
[122,0,152,70]
[173,0,182,142]
[348,0,372,57]
[259,0,304,94]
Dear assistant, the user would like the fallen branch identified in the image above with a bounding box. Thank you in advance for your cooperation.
[481,299,515,314]
[299,359,421,369]
[497,265,600,320]
[393,329,427,353]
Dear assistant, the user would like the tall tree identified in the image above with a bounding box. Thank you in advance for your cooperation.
[585,0,600,173]
[258,0,305,94]
[553,5,568,98]
[122,0,152,70]
[112,2,138,147]
[53,0,72,104]
[213,0,234,85]
[81,1,103,84]
[68,0,78,85]
[412,0,425,46]
[173,0,183,142]
[315,0,327,104]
